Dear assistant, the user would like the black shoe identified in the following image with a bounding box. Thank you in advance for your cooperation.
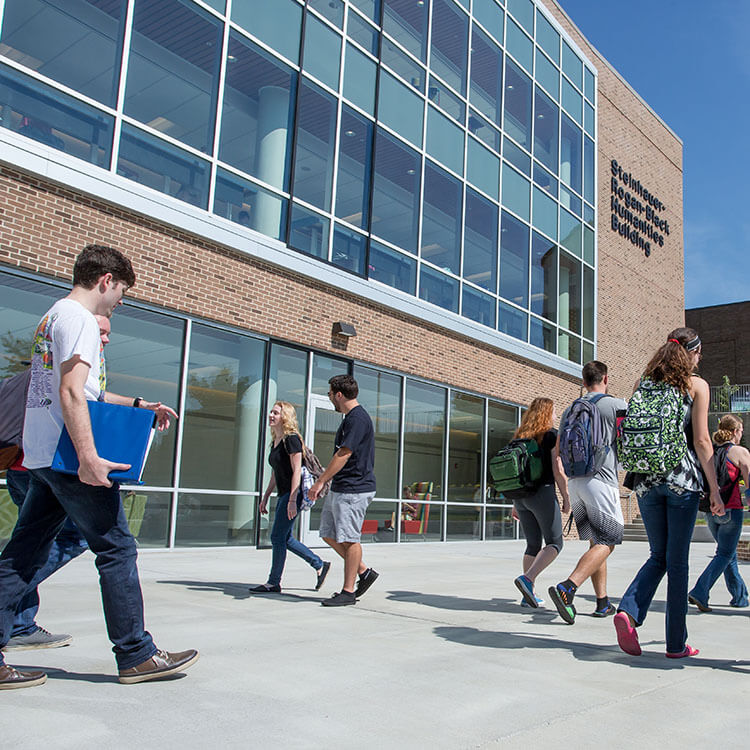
[0,664,47,690]
[321,591,356,607]
[315,561,331,591]
[118,649,199,684]
[250,583,281,593]
[354,568,379,598]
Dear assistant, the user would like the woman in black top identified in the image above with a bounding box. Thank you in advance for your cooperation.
[250,401,330,593]
[512,397,570,608]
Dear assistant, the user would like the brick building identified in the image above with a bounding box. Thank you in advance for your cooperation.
[0,0,684,548]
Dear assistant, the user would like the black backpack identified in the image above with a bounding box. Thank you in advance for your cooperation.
[0,368,31,470]
[698,442,741,512]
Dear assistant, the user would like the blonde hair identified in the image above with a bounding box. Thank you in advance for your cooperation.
[514,397,554,443]
[270,401,302,442]
[713,414,743,445]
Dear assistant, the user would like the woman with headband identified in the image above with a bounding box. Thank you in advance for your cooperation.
[614,327,722,659]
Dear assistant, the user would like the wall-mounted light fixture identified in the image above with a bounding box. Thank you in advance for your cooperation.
[332,321,357,337]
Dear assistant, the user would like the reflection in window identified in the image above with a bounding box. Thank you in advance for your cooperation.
[175,492,256,546]
[231,0,302,64]
[535,48,559,100]
[462,286,496,328]
[0,0,125,107]
[428,74,465,124]
[311,352,348,396]
[430,0,468,96]
[530,232,557,322]
[308,0,344,29]
[335,108,373,230]
[486,400,518,502]
[218,32,296,192]
[560,208,582,257]
[302,11,342,91]
[403,379,446,500]
[126,0,221,152]
[500,210,529,307]
[485,507,516,538]
[560,113,582,194]
[504,138,531,175]
[343,43,377,114]
[532,186,557,240]
[368,241,417,294]
[503,59,531,150]
[534,87,558,173]
[347,10,380,55]
[378,69,423,147]
[508,0,534,35]
[446,505,481,540]
[583,225,595,265]
[419,266,459,313]
[533,162,557,197]
[382,0,428,61]
[530,316,555,353]
[501,163,530,222]
[558,331,581,364]
[467,136,499,200]
[332,225,367,276]
[498,300,527,341]
[289,203,329,260]
[505,17,532,74]
[117,123,210,208]
[426,106,464,176]
[464,188,498,293]
[120,489,170,548]
[421,163,461,274]
[583,265,595,341]
[584,135,595,204]
[448,392,483,503]
[559,251,581,334]
[473,0,504,45]
[381,38,425,92]
[469,110,500,151]
[562,77,582,124]
[536,10,560,64]
[562,40,583,90]
[470,26,502,124]
[360,501,399,544]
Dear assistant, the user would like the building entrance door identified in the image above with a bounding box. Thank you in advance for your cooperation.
[299,394,342,547]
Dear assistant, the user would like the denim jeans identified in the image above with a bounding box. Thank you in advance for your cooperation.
[0,468,156,670]
[268,491,323,587]
[689,509,748,607]
[5,469,89,637]
[618,484,700,654]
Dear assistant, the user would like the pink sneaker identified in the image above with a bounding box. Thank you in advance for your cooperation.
[614,611,641,656]
[666,645,699,659]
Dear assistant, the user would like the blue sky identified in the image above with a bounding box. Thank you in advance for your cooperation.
[557,0,749,309]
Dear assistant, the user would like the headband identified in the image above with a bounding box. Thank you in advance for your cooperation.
[667,336,701,351]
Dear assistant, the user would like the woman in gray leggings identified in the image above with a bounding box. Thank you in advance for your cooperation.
[512,398,570,608]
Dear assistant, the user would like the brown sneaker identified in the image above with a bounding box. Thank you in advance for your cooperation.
[0,664,47,690]
[118,649,199,684]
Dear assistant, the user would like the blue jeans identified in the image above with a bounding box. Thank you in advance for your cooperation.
[0,468,156,670]
[268,492,323,587]
[618,484,699,654]
[5,469,89,637]
[689,509,748,607]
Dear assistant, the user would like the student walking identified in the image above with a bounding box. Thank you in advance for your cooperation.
[0,244,198,690]
[548,361,628,624]
[251,401,331,593]
[688,414,750,611]
[613,328,722,659]
[308,374,378,607]
[512,397,570,608]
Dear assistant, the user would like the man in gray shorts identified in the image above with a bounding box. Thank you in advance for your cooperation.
[308,374,378,607]
[549,361,628,624]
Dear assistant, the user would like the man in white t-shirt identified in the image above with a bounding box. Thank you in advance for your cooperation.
[0,244,198,690]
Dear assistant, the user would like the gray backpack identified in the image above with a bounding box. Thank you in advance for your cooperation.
[0,368,31,469]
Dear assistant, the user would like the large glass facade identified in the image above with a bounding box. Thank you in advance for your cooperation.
[0,0,597,366]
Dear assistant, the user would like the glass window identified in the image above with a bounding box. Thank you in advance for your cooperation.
[584,101,595,137]
[231,0,302,64]
[530,316,555,353]
[560,208,582,257]
[583,225,595,265]
[503,59,531,150]
[421,162,462,274]
[560,185,581,216]
[121,489,170,548]
[403,379,446,500]
[467,137,500,199]
[507,0,533,35]
[308,0,344,27]
[472,0,504,46]
[584,202,594,227]
[501,163,530,221]
[117,123,210,208]
[289,203,329,259]
[470,26,503,124]
[462,285,496,328]
[499,209,528,307]
[175,492,256,546]
[485,506,516,537]
[535,48,559,100]
[584,135,595,205]
[446,505,481,540]
[428,75,465,123]
[302,12,342,91]
[335,107,374,230]
[368,241,417,294]
[469,110,500,150]
[562,40,583,90]
[203,0,225,10]
[382,0,428,61]
[267,344,308,437]
[213,168,288,241]
[311,353,348,396]
[533,161,557,197]
[583,265,594,341]
[381,37,425,92]
[219,32,296,191]
[558,331,581,364]
[584,67,595,102]
[448,392,484,503]
[505,18,532,74]
[504,138,531,175]
[0,0,125,107]
[347,10,379,55]
[0,64,113,168]
[180,324,266,493]
[583,341,595,366]
[360,500,399,543]
[498,299,527,341]
[343,43,377,115]
[560,113,581,194]
[419,266,459,313]
[332,225,367,275]
[371,128,421,254]
[532,186,557,240]
[105,306,184,487]
[430,0,469,96]
[562,77,582,124]
[125,0,221,153]
[559,251,581,334]
[535,10,559,64]
[378,69,424,147]
[292,81,337,211]
[426,107,464,175]
[487,400,518,502]
[533,86,558,173]
[354,366,401,499]
[350,0,381,23]
[530,231,556,322]
[464,187,498,293]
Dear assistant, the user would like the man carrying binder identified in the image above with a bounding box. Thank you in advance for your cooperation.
[0,244,198,690]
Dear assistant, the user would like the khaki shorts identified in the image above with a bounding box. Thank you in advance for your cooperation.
[319,490,375,543]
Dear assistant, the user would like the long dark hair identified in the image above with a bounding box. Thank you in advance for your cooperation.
[642,327,699,394]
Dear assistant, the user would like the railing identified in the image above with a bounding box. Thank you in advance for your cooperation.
[709,384,750,413]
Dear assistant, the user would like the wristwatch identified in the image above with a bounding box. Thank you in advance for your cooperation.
[133,397,144,408]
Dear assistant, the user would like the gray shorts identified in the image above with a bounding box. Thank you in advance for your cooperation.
[319,490,375,543]
[569,477,624,546]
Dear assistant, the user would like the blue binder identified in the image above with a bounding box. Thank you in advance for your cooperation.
[52,400,157,484]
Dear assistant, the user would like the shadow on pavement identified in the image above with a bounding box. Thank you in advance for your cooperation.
[157,579,322,603]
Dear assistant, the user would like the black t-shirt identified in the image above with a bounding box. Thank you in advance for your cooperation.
[268,433,302,496]
[331,405,376,493]
[538,429,558,485]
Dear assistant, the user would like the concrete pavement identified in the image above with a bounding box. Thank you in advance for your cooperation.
[2,539,749,748]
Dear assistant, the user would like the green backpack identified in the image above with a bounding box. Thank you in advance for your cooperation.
[489,438,544,497]
[617,377,687,474]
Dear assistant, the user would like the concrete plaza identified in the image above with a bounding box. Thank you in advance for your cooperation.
[3,539,749,748]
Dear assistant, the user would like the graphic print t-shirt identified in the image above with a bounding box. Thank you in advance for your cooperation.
[23,298,102,469]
